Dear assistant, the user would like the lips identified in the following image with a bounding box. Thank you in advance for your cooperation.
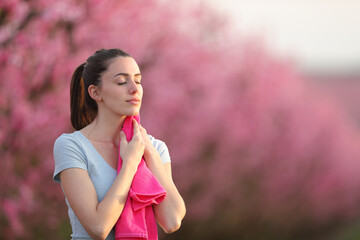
[126,98,141,104]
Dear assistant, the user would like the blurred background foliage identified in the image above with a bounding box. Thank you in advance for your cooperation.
[1,0,360,239]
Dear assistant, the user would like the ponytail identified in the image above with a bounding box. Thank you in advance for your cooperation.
[70,63,95,130]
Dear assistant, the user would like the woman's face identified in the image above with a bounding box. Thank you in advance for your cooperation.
[97,56,143,117]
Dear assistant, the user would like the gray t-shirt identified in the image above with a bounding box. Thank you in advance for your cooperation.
[53,131,171,240]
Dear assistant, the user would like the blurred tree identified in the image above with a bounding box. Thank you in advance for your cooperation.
[1,0,360,239]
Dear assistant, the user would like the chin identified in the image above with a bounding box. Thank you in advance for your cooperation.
[126,109,140,116]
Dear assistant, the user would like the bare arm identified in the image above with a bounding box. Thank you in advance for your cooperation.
[60,165,136,239]
[60,120,145,240]
[140,127,186,234]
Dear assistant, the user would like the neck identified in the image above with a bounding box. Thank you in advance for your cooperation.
[85,109,127,146]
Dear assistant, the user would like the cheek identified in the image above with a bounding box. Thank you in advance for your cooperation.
[103,85,122,95]
[138,85,144,98]
[101,88,122,103]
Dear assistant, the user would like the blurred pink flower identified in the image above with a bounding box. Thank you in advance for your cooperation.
[1,0,360,239]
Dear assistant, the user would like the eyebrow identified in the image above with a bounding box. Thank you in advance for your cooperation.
[113,73,141,78]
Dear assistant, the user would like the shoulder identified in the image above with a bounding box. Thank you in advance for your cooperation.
[53,131,87,161]
[53,132,85,158]
[53,131,88,183]
[54,131,82,146]
[53,131,89,154]
[148,134,166,148]
[54,132,73,147]
[147,134,171,164]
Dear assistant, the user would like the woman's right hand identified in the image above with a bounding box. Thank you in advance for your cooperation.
[119,119,145,169]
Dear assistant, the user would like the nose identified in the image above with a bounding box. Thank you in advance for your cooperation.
[128,79,138,94]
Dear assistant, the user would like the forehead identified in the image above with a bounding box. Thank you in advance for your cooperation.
[104,57,140,76]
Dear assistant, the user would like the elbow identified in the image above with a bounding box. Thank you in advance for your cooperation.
[158,200,186,234]
[87,225,110,240]
[164,203,186,234]
[163,217,182,234]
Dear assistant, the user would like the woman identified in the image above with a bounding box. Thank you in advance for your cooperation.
[53,49,186,240]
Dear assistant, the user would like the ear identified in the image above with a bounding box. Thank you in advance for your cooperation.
[88,85,102,101]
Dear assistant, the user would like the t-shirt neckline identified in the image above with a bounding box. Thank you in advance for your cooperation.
[75,131,117,172]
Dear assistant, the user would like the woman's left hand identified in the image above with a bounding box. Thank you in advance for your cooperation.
[138,126,186,234]
[139,126,158,161]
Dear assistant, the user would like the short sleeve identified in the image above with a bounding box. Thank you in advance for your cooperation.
[53,133,88,183]
[148,135,171,164]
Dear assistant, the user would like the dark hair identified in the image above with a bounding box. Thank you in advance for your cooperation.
[70,48,132,130]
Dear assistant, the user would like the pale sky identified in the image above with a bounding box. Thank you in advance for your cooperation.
[206,0,360,74]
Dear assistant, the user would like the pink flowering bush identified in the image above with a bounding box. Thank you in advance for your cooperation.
[1,0,360,239]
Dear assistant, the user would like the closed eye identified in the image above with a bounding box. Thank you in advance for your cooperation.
[135,77,141,84]
[116,78,141,85]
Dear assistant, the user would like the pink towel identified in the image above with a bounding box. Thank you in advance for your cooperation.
[115,115,167,240]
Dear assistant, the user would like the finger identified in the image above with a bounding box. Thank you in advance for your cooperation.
[138,125,144,135]
[132,119,141,135]
[141,126,147,134]
[139,126,148,139]
[119,131,127,145]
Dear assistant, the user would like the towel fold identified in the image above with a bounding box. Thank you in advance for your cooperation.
[115,115,166,240]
